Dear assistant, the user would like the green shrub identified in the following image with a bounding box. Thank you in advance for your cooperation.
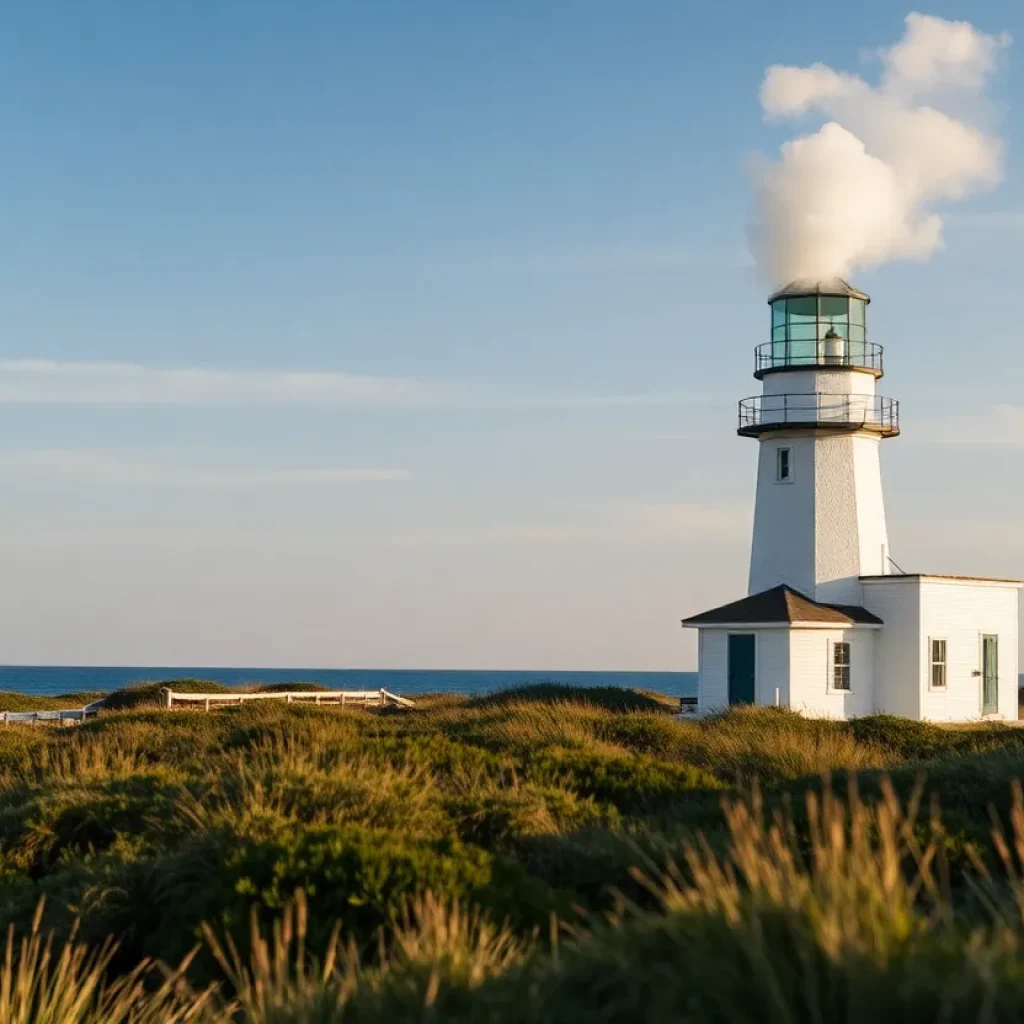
[470,684,671,714]
[2,685,1024,1018]
[522,748,723,812]
[100,678,233,711]
[254,681,331,693]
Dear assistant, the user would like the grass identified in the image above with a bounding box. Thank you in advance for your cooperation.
[2,683,1024,1018]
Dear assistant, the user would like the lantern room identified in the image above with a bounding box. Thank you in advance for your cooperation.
[757,278,881,378]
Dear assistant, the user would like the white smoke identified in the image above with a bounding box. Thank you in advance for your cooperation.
[747,13,1010,286]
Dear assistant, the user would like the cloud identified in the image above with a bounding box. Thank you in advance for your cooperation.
[0,359,697,411]
[749,13,1010,284]
[0,449,411,488]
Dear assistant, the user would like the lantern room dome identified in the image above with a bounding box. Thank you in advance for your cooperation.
[768,277,870,304]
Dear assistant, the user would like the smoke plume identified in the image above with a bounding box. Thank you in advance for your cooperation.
[747,13,1010,286]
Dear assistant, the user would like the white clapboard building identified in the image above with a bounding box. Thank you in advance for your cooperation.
[683,279,1019,721]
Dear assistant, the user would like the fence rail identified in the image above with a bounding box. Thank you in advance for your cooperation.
[1,700,105,726]
[161,687,415,710]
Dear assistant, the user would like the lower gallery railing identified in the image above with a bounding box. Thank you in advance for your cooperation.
[738,393,899,435]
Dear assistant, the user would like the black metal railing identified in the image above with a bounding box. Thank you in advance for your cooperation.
[754,340,883,376]
[737,393,899,436]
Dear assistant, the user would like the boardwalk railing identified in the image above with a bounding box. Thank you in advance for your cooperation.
[1,699,105,726]
[161,687,415,711]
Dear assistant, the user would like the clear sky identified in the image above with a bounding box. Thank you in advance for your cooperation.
[1,2,1023,670]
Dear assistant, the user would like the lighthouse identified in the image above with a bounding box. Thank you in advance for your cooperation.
[744,279,897,605]
[682,280,1019,722]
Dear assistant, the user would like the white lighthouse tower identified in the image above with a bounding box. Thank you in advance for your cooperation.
[683,279,1019,722]
[744,278,897,605]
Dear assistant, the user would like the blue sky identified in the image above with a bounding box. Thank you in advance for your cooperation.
[1,2,1024,669]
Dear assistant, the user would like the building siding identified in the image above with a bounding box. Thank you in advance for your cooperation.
[698,630,728,714]
[861,579,922,717]
[813,435,861,602]
[755,630,790,707]
[788,628,875,718]
[917,580,1019,721]
[861,577,1020,721]
[697,628,790,714]
[750,431,889,605]
[749,436,817,596]
[761,370,878,398]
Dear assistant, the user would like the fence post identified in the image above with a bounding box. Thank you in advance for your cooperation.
[775,687,780,707]
[286,694,292,704]
[204,697,210,712]
[164,687,173,710]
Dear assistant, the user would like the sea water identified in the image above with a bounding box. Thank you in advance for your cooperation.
[0,666,699,700]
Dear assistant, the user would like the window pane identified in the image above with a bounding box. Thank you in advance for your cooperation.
[772,301,787,328]
[789,323,817,341]
[773,325,787,342]
[786,296,816,322]
[932,664,946,688]
[820,321,848,340]
[788,339,816,364]
[849,299,866,326]
[819,296,849,320]
[848,324,865,343]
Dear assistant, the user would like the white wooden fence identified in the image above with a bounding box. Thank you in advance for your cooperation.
[1,699,105,726]
[161,687,415,711]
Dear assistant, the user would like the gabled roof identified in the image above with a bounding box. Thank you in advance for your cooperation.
[768,277,871,304]
[681,584,883,627]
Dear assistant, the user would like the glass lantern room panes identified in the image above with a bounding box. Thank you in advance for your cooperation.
[768,295,868,354]
[786,296,817,323]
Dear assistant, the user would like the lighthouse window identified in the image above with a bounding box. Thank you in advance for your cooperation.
[832,642,851,691]
[930,638,947,689]
[776,447,792,482]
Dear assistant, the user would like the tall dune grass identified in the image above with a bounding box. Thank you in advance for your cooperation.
[0,686,1023,1018]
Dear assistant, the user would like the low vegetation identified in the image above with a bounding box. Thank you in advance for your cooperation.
[1,684,1024,1019]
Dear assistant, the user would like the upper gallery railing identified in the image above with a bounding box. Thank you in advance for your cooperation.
[754,340,883,377]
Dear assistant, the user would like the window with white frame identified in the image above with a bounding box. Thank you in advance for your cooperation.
[930,638,947,689]
[776,446,792,483]
[832,641,851,691]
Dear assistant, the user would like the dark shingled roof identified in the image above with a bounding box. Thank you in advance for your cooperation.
[768,277,871,304]
[681,584,883,627]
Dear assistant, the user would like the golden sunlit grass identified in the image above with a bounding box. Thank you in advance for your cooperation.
[1,685,1024,1019]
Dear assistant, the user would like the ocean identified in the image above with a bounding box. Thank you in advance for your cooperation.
[0,665,700,700]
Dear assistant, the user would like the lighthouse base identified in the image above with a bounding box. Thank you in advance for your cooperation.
[683,575,1019,722]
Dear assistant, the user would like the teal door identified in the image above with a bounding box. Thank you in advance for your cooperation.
[982,635,999,715]
[728,634,756,706]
